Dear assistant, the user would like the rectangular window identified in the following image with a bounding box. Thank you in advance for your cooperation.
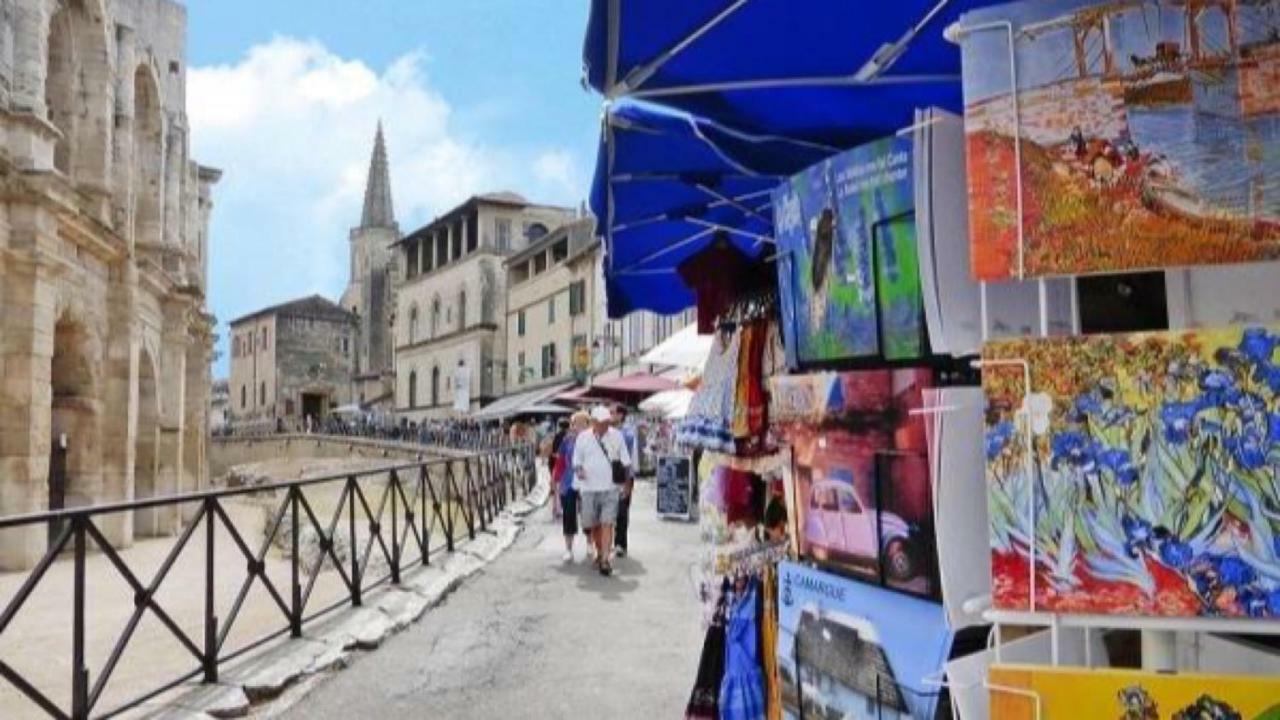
[406,242,419,277]
[547,297,556,324]
[569,280,586,316]
[517,351,526,383]
[342,337,349,354]
[451,223,462,259]
[496,218,512,252]
[517,310,526,337]
[541,343,558,379]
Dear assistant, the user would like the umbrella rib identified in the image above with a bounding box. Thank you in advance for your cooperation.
[631,72,960,100]
[612,0,755,96]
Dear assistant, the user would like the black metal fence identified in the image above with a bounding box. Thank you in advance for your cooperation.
[0,444,537,720]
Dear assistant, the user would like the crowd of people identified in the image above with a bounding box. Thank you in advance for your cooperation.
[546,406,640,577]
[214,414,517,451]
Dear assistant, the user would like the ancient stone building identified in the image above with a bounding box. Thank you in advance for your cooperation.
[0,0,218,568]
[392,193,575,420]
[341,124,399,409]
[226,296,356,429]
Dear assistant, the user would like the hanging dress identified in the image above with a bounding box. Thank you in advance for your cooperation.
[686,590,730,720]
[679,329,741,453]
[719,580,766,720]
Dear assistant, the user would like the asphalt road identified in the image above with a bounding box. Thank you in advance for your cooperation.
[280,482,703,719]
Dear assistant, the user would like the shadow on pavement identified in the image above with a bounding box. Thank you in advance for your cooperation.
[553,557,642,601]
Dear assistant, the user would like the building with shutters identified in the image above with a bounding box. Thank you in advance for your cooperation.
[391,193,576,421]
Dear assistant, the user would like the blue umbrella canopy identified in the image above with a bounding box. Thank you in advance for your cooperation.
[592,100,831,318]
[583,0,1005,147]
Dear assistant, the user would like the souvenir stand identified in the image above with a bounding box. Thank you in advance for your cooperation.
[584,1,1280,718]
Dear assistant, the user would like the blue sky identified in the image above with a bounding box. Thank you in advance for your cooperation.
[183,1,599,377]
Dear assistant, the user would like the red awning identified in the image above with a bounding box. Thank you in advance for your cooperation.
[590,373,679,395]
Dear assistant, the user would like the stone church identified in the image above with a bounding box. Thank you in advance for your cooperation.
[341,123,399,409]
[0,0,218,568]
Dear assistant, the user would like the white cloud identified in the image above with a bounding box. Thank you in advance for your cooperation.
[189,37,586,374]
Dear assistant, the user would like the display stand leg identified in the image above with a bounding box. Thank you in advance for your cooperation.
[1141,630,1176,672]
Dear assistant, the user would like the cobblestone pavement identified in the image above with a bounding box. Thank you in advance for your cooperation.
[280,482,703,719]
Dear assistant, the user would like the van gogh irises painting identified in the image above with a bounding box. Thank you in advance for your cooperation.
[983,325,1280,617]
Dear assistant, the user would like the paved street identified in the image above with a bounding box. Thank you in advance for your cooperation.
[281,481,703,719]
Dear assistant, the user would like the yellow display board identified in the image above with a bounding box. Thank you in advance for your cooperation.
[989,664,1280,720]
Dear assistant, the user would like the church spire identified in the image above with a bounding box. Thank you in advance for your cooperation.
[359,121,396,229]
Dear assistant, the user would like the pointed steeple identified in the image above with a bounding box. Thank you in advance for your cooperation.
[359,121,396,229]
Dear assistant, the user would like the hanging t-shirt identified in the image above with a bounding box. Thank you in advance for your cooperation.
[677,238,768,333]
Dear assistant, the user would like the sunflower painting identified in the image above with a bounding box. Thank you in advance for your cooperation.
[984,325,1280,617]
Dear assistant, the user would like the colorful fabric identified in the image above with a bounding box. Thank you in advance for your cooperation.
[761,567,782,720]
[679,330,741,454]
[719,580,766,720]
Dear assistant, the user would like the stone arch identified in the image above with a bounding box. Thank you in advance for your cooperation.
[132,345,162,535]
[132,61,164,247]
[44,0,112,184]
[48,309,102,533]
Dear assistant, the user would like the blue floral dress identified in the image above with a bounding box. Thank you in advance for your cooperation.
[719,580,765,720]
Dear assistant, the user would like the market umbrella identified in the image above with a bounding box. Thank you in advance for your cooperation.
[582,0,1004,148]
[638,388,696,420]
[639,324,714,370]
[591,100,830,317]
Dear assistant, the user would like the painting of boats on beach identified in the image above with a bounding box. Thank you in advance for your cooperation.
[959,0,1280,281]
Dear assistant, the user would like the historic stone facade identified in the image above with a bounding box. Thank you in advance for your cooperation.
[0,0,218,568]
[340,124,399,409]
[393,193,575,420]
[505,218,602,390]
[227,296,356,429]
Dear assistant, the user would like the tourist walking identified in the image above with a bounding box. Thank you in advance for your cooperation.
[553,413,587,560]
[572,406,632,576]
[613,408,638,558]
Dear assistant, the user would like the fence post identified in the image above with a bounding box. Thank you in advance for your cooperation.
[471,458,488,533]
[290,487,302,637]
[390,470,401,585]
[443,465,456,552]
[420,465,430,566]
[204,499,218,683]
[71,517,89,720]
[349,476,361,606]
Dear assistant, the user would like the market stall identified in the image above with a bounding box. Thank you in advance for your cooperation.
[583,1,1280,718]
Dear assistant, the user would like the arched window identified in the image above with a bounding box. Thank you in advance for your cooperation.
[259,382,266,405]
[431,366,440,406]
[458,288,467,330]
[45,0,111,184]
[526,222,549,242]
[132,64,164,247]
[408,305,420,344]
[430,297,441,338]
[408,370,418,408]
[240,385,246,409]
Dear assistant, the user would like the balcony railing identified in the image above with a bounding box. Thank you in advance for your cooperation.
[0,442,537,719]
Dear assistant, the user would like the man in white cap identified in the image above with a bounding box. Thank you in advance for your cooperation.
[572,405,632,576]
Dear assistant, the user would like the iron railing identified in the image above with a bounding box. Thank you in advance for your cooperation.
[0,443,537,720]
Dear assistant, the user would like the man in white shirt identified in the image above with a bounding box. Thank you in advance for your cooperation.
[572,405,632,576]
